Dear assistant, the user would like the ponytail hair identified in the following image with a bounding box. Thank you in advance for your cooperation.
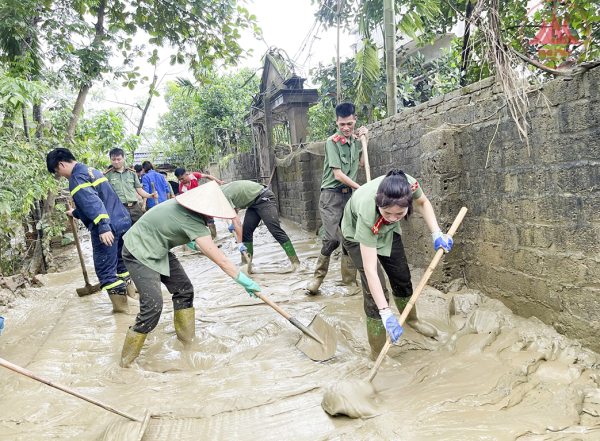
[374,169,413,219]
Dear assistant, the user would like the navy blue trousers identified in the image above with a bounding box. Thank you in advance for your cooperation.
[91,231,128,290]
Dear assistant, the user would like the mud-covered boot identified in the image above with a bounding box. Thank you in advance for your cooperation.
[281,240,300,271]
[208,220,217,240]
[241,242,253,265]
[366,317,386,361]
[340,254,357,285]
[306,254,330,295]
[174,307,195,347]
[124,277,139,300]
[119,328,147,367]
[107,286,129,313]
[394,296,417,322]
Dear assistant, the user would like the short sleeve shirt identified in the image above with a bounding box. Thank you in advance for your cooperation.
[221,181,265,209]
[180,172,203,193]
[321,131,361,189]
[123,199,210,275]
[341,174,423,257]
[104,168,141,204]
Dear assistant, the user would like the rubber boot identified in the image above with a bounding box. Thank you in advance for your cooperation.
[281,240,300,271]
[107,287,129,313]
[306,254,330,295]
[340,254,357,285]
[208,221,217,240]
[119,328,147,367]
[366,317,386,361]
[241,242,253,265]
[174,307,195,346]
[124,277,139,300]
[394,296,418,322]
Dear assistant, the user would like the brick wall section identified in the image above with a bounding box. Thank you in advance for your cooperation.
[222,68,600,351]
[219,152,258,182]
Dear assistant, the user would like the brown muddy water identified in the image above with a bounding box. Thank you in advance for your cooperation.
[1,219,599,440]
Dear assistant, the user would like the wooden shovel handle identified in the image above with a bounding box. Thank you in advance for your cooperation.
[0,357,143,422]
[150,182,158,203]
[360,135,371,182]
[253,291,292,320]
[367,207,468,382]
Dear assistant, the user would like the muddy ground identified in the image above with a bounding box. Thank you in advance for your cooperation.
[1,219,599,440]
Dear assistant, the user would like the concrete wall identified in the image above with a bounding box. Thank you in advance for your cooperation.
[222,68,600,352]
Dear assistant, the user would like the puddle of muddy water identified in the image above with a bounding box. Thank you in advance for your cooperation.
[0,218,599,440]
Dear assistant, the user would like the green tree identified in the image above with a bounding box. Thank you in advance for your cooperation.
[158,68,259,170]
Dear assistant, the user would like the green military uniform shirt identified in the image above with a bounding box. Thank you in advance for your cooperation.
[104,167,141,204]
[341,174,423,257]
[221,180,265,210]
[321,130,362,189]
[123,199,210,275]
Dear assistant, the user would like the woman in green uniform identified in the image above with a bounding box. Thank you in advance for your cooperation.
[119,181,262,367]
[341,169,453,360]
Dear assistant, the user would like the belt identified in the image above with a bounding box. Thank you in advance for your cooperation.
[322,187,352,194]
[124,202,137,207]
[254,186,270,202]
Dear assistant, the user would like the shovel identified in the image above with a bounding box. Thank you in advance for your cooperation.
[150,182,159,205]
[359,134,371,182]
[0,357,151,440]
[67,213,101,297]
[322,207,468,417]
[251,289,337,361]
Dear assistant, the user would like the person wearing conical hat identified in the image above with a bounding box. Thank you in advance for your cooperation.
[341,169,453,360]
[220,180,300,270]
[119,181,262,367]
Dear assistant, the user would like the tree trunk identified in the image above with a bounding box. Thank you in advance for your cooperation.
[383,0,398,114]
[33,103,44,138]
[65,0,107,140]
[460,1,473,87]
[136,75,158,136]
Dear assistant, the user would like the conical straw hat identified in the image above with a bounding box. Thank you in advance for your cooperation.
[175,180,236,219]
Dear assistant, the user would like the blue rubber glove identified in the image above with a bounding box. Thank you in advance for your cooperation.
[432,230,453,253]
[380,309,404,342]
[238,243,247,253]
[228,223,235,233]
[186,241,198,251]
[0,316,4,336]
[234,271,260,298]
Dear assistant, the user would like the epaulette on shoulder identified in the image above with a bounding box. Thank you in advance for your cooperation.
[352,134,359,139]
[126,167,136,172]
[103,168,112,175]
[332,134,341,142]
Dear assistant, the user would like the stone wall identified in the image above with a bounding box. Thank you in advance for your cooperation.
[221,68,600,351]
[219,152,259,182]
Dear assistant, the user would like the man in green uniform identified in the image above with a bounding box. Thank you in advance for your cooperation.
[341,169,452,360]
[221,180,300,269]
[104,148,156,225]
[306,102,368,294]
[119,181,262,367]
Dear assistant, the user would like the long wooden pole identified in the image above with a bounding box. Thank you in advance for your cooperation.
[0,357,143,422]
[383,0,398,114]
[336,0,341,104]
[366,207,468,382]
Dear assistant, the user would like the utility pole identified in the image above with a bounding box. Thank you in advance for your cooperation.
[336,0,341,104]
[383,0,398,115]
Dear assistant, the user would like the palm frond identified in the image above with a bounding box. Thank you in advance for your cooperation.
[175,77,199,98]
[354,39,380,107]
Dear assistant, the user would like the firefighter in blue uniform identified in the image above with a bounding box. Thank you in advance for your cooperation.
[46,148,132,313]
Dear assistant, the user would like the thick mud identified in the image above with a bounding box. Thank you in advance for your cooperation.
[1,219,600,440]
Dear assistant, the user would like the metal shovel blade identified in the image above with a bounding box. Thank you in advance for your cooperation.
[76,282,101,297]
[295,315,337,361]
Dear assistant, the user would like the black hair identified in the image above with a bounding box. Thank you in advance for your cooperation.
[335,102,356,119]
[142,161,154,173]
[134,164,143,173]
[374,169,413,219]
[46,148,76,173]
[174,167,186,177]
[158,170,167,176]
[109,148,125,158]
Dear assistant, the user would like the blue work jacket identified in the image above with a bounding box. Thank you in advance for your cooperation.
[70,162,131,235]
[142,170,171,208]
